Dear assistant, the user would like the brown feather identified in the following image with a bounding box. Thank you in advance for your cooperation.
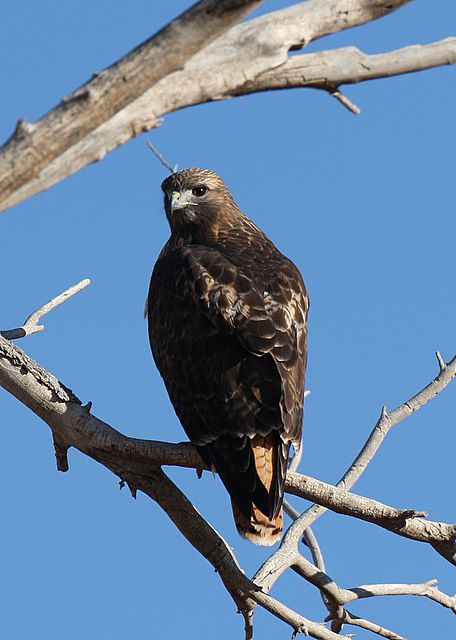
[231,433,283,545]
[231,501,283,546]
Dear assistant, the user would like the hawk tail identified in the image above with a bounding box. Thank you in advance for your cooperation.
[230,433,286,546]
[231,499,283,546]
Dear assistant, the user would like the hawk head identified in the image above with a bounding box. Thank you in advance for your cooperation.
[161,168,236,237]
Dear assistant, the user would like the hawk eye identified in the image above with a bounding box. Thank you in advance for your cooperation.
[192,186,207,197]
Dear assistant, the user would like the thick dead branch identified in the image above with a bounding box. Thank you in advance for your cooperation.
[0,332,354,640]
[124,467,259,627]
[0,323,455,636]
[1,331,454,552]
[0,0,262,209]
[286,472,456,547]
[1,0,440,212]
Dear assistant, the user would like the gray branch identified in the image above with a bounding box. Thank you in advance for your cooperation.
[238,38,456,96]
[283,504,456,637]
[0,0,262,210]
[0,279,90,340]
[286,472,456,549]
[254,352,456,591]
[0,331,455,637]
[1,329,453,550]
[3,0,454,212]
[0,332,349,640]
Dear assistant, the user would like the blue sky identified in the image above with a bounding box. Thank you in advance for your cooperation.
[1,1,455,638]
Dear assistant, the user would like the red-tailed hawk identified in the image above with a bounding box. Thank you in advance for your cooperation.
[147,168,308,545]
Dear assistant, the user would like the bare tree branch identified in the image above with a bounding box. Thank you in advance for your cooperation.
[286,472,456,548]
[284,500,327,580]
[253,352,456,591]
[346,579,456,612]
[4,0,450,212]
[293,553,456,615]
[0,279,90,340]
[0,332,355,640]
[0,0,263,209]
[1,329,453,552]
[237,38,456,96]
[1,307,455,636]
[284,504,455,639]
[332,610,406,640]
[290,547,456,637]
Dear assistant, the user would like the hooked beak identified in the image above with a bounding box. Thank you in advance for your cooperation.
[170,190,194,212]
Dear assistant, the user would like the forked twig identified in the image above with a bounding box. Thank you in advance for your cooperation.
[0,278,90,340]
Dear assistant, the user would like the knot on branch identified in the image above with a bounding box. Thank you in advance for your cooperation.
[386,508,428,526]
[14,118,36,138]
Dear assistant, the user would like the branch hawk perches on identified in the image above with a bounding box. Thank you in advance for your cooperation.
[147,168,309,545]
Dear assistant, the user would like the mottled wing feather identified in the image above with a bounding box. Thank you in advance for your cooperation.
[184,245,308,446]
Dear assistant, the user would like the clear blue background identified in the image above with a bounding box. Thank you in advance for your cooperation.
[1,2,455,638]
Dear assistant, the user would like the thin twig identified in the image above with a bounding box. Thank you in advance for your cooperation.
[290,554,456,639]
[293,550,456,615]
[284,500,335,600]
[285,500,340,623]
[347,579,456,613]
[283,500,326,571]
[0,279,90,340]
[330,89,361,114]
[331,610,406,640]
[436,350,446,371]
[146,141,177,174]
